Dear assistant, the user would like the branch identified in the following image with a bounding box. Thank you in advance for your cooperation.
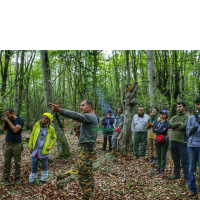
[30,97,45,131]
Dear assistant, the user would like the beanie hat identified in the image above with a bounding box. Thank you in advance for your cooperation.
[195,96,200,103]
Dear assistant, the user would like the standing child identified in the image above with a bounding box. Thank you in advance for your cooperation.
[29,113,57,185]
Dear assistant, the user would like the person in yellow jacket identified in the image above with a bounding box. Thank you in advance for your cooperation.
[29,113,57,185]
[147,109,160,164]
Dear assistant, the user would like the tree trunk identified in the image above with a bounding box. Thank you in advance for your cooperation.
[147,50,158,108]
[17,50,25,115]
[112,51,121,108]
[118,82,138,155]
[40,50,70,157]
[93,50,98,110]
[14,50,19,112]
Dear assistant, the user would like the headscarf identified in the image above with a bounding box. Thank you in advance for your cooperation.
[149,109,158,123]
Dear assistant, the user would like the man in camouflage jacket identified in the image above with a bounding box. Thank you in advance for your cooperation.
[111,108,124,154]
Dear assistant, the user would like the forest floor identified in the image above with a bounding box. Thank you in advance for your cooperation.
[0,119,194,200]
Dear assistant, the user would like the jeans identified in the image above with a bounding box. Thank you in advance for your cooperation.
[31,157,48,173]
[171,141,189,180]
[188,147,200,193]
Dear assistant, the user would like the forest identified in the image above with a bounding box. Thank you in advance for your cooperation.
[0,50,199,199]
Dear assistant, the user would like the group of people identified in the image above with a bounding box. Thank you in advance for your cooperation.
[2,100,98,200]
[101,108,124,153]
[1,109,57,186]
[2,96,200,199]
[131,96,200,198]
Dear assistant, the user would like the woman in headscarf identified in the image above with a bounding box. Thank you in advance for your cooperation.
[147,109,159,164]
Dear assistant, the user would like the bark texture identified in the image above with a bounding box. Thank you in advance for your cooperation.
[40,50,70,157]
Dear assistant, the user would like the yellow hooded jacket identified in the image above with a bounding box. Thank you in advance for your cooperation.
[29,113,57,155]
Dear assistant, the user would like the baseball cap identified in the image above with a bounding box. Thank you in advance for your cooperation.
[160,110,168,116]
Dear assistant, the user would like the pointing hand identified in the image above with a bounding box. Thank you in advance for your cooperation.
[49,101,61,112]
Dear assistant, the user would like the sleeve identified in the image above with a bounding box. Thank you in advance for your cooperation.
[17,118,24,128]
[169,116,181,129]
[186,117,192,137]
[153,121,169,135]
[113,118,116,129]
[118,115,124,128]
[48,127,57,150]
[131,116,135,133]
[101,117,107,125]
[60,109,94,124]
[29,124,36,149]
[175,115,190,131]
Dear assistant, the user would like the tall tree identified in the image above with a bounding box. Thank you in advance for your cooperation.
[147,50,158,108]
[40,50,70,157]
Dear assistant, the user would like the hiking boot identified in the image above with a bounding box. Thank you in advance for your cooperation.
[4,179,10,185]
[91,191,95,198]
[40,181,46,185]
[171,174,180,180]
[111,148,116,154]
[161,172,164,175]
[156,170,160,174]
[187,192,197,198]
[149,157,154,163]
[133,155,140,159]
[15,178,21,184]
[152,158,156,164]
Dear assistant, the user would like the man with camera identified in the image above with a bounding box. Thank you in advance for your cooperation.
[186,96,200,198]
[1,108,24,185]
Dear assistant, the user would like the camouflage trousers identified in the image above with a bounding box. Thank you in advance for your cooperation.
[3,143,23,179]
[111,131,120,149]
[78,143,96,200]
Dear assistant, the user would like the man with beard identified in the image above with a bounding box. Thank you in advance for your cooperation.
[131,107,150,159]
[1,108,24,184]
[49,100,98,200]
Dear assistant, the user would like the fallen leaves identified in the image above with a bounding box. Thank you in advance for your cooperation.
[0,122,188,199]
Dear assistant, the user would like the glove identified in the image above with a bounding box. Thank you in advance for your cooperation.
[189,126,198,137]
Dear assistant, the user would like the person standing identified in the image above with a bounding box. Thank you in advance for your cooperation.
[101,110,115,152]
[1,108,24,184]
[131,107,150,159]
[169,102,189,186]
[29,113,57,185]
[153,110,170,175]
[49,100,98,200]
[111,108,124,154]
[147,109,159,164]
[186,96,200,198]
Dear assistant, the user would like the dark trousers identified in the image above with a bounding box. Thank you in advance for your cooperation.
[171,141,189,180]
[133,132,147,157]
[156,145,168,172]
[103,134,112,151]
[3,143,23,179]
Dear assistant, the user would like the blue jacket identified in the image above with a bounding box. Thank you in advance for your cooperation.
[153,120,170,146]
[101,116,115,133]
[186,115,200,147]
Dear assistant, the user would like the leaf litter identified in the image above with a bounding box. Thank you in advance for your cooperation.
[0,121,191,200]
